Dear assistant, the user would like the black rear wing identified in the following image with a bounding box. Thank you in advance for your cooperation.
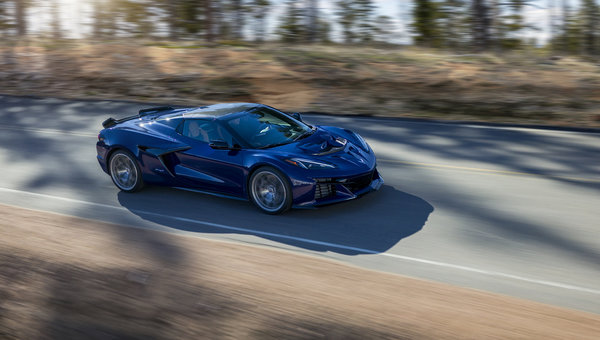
[102,106,175,128]
[138,106,174,116]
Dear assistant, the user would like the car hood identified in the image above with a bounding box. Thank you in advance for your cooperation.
[267,126,376,173]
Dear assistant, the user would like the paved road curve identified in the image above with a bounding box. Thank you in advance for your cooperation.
[1,95,599,314]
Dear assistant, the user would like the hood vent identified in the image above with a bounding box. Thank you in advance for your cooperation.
[313,145,344,156]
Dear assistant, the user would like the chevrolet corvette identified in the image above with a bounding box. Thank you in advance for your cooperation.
[96,103,383,214]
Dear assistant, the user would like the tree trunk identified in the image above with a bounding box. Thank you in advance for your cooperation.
[167,0,178,40]
[307,0,318,43]
[232,0,243,40]
[561,0,569,52]
[205,0,213,42]
[583,0,599,55]
[15,0,26,36]
[472,0,490,51]
[51,0,62,39]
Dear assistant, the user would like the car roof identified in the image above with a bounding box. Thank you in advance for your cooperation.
[178,103,260,119]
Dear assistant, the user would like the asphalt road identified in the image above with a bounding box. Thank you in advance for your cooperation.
[1,95,599,314]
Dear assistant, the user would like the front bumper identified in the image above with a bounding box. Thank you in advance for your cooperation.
[293,168,384,208]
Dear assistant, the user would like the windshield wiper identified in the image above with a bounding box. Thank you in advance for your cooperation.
[294,129,315,141]
[258,141,293,149]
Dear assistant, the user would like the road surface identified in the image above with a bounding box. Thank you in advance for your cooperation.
[1,95,599,314]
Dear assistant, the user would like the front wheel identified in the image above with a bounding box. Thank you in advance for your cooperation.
[109,150,144,193]
[249,167,292,214]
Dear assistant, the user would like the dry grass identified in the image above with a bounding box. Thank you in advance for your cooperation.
[1,40,600,127]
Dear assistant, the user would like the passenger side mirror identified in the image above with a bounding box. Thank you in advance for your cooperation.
[291,112,302,121]
[209,140,230,150]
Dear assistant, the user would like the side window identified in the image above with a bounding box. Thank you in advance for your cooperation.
[181,119,237,146]
[181,119,211,143]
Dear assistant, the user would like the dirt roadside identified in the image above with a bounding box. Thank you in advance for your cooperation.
[1,204,599,339]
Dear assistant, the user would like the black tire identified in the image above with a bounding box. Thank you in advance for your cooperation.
[249,166,293,214]
[108,150,144,193]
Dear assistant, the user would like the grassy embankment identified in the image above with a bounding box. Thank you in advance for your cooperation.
[1,39,599,127]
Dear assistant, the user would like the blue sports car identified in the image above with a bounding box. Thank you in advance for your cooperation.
[96,103,383,214]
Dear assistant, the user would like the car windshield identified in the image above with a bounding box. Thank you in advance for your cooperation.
[223,106,313,149]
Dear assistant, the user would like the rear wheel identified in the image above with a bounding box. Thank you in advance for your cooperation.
[249,167,292,214]
[109,150,144,192]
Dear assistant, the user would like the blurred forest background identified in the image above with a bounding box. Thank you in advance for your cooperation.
[1,0,600,126]
[1,0,599,53]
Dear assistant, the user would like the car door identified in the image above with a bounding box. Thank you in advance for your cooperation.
[173,119,247,197]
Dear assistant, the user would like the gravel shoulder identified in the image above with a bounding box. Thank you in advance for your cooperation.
[1,204,599,339]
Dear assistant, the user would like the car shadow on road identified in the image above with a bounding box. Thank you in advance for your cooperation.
[117,184,434,255]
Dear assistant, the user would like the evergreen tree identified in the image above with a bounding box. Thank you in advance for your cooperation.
[248,0,270,42]
[335,0,375,43]
[92,0,119,38]
[471,0,491,50]
[15,0,28,36]
[316,18,331,43]
[336,0,356,43]
[412,0,441,47]
[205,0,213,42]
[582,0,600,54]
[0,0,13,36]
[119,0,155,38]
[307,0,318,42]
[178,0,203,35]
[231,0,244,39]
[438,0,469,48]
[277,0,304,43]
[50,0,61,39]
[151,0,182,40]
[373,15,396,42]
[354,0,375,42]
[497,0,528,49]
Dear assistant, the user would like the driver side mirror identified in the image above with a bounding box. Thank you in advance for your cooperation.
[291,112,302,122]
[209,140,230,150]
[209,140,241,150]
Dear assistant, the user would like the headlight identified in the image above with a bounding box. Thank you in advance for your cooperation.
[353,132,370,152]
[285,158,336,169]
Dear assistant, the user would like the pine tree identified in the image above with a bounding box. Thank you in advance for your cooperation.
[412,0,441,47]
[354,0,375,42]
[307,0,318,42]
[152,0,182,40]
[231,0,244,40]
[373,15,396,43]
[248,0,270,42]
[277,0,304,43]
[559,0,570,51]
[0,0,13,36]
[335,0,376,43]
[92,0,119,38]
[336,0,356,43]
[15,0,28,36]
[50,0,61,39]
[118,0,155,38]
[205,0,213,42]
[471,0,491,50]
[316,18,331,43]
[582,0,600,54]
[438,0,469,48]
